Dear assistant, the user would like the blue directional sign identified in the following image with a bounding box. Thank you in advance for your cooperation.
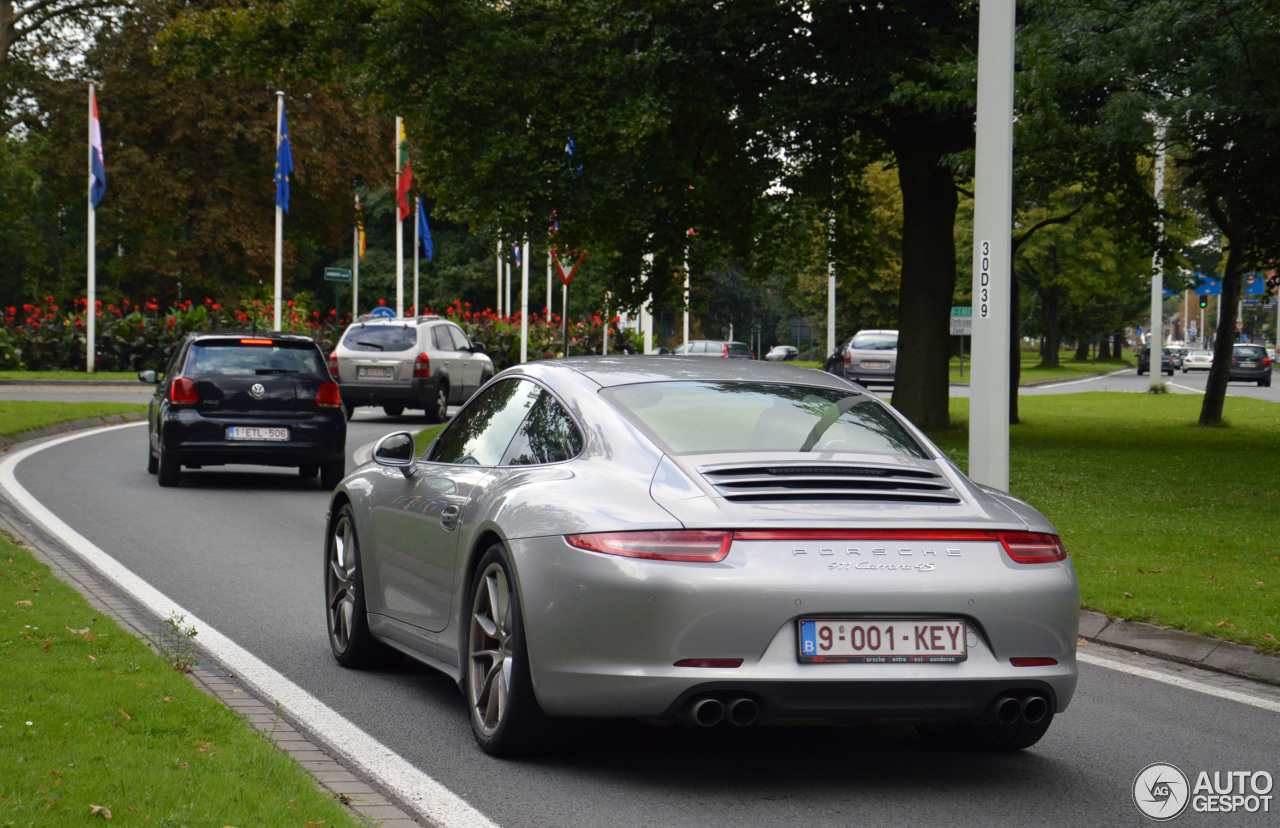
[1195,274,1222,296]
[1243,273,1267,295]
[368,306,396,319]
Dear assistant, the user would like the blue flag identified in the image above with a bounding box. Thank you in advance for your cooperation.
[274,103,294,213]
[417,197,433,261]
[511,241,521,266]
[90,89,106,208]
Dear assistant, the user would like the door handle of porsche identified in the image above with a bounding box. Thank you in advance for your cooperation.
[440,504,461,530]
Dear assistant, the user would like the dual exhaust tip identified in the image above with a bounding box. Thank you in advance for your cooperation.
[989,693,1050,726]
[682,696,760,727]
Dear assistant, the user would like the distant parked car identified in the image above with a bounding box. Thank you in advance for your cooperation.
[1182,350,1214,372]
[841,329,899,385]
[1167,346,1188,370]
[331,315,493,421]
[765,345,799,362]
[140,332,346,488]
[671,340,755,358]
[1229,344,1272,387]
[1136,347,1174,376]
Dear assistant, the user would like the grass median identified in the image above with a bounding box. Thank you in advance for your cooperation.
[0,370,138,382]
[0,400,147,440]
[928,392,1280,653]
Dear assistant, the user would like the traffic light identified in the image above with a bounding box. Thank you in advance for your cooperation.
[1199,296,1208,308]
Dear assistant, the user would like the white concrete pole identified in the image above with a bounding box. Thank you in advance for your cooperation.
[394,116,404,317]
[968,0,1016,492]
[827,209,836,360]
[505,260,512,319]
[642,251,653,354]
[683,249,691,348]
[496,238,502,315]
[274,91,285,330]
[603,292,610,355]
[521,237,530,362]
[352,227,360,320]
[412,200,420,317]
[546,250,553,317]
[1150,125,1166,357]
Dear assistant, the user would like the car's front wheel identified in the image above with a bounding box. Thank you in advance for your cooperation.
[425,381,449,424]
[465,544,547,756]
[325,504,390,668]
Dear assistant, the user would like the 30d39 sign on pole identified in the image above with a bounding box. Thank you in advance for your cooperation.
[969,0,1015,492]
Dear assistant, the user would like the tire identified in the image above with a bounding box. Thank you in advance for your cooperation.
[465,544,548,756]
[299,464,319,478]
[1137,367,1145,376]
[147,438,158,474]
[424,381,449,424]
[157,444,181,487]
[343,402,356,419]
[320,458,345,489]
[324,505,390,668]
[916,711,1054,751]
[382,404,405,417]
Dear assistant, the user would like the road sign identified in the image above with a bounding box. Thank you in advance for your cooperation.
[324,267,352,283]
[1236,320,1244,331]
[1195,274,1222,295]
[950,306,972,336]
[368,306,396,319]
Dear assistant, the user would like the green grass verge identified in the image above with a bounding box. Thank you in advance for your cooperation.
[413,423,447,447]
[0,536,363,826]
[0,401,147,440]
[0,371,138,381]
[926,393,1280,653]
[795,349,1135,384]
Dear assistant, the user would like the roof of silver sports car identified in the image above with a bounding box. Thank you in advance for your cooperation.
[526,355,859,389]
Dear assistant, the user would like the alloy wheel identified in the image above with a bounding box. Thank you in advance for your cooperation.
[327,514,358,653]
[468,562,513,737]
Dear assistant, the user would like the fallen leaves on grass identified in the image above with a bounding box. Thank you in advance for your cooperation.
[1124,592,1134,598]
[14,599,32,606]
[89,804,112,819]
[1138,568,1163,574]
[1077,637,1089,647]
[117,709,131,722]
[1264,634,1276,641]
[1216,621,1237,630]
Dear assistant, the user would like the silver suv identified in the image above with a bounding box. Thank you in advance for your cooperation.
[330,316,494,421]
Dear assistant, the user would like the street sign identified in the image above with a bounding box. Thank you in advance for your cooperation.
[368,306,396,319]
[1236,320,1244,331]
[950,306,972,336]
[324,267,352,283]
[1195,274,1222,295]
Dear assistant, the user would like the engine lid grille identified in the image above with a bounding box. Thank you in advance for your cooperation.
[699,462,960,504]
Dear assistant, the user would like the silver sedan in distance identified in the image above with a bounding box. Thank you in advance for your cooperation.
[324,357,1079,756]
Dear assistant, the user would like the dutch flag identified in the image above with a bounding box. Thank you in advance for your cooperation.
[90,88,106,208]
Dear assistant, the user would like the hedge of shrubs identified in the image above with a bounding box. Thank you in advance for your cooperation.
[0,296,642,374]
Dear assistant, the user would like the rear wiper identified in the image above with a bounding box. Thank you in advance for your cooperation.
[255,368,294,375]
[354,340,385,350]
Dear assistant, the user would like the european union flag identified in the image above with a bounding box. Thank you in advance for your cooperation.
[417,197,433,261]
[275,103,294,213]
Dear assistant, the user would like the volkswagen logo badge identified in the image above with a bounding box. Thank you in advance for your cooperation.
[250,383,266,398]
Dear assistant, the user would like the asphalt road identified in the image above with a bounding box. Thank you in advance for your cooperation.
[7,410,1280,827]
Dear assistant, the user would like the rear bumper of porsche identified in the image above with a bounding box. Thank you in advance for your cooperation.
[511,534,1079,721]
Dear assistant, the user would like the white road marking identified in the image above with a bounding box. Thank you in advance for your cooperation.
[1078,651,1280,714]
[1165,381,1204,394]
[1035,369,1131,390]
[0,423,499,828]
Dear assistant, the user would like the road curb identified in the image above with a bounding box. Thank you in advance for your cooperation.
[1079,610,1280,687]
[0,379,141,386]
[0,411,147,449]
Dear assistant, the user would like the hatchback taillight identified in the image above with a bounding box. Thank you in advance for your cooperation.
[170,378,198,405]
[1264,357,1273,367]
[328,350,339,378]
[413,352,430,378]
[316,381,342,409]
[844,349,852,365]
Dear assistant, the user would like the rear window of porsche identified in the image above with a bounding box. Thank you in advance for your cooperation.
[603,381,927,458]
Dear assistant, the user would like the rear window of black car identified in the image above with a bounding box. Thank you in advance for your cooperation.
[603,381,928,458]
[185,341,325,376]
[341,324,417,352]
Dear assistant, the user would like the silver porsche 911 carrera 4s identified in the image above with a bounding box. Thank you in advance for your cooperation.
[324,357,1079,756]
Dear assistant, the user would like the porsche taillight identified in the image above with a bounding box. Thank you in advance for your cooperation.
[565,530,733,562]
[413,352,430,378]
[316,381,342,409]
[170,377,198,405]
[997,531,1068,564]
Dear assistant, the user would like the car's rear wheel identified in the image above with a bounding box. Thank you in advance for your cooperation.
[343,402,356,419]
[916,710,1054,751]
[325,505,390,668]
[382,404,405,417]
[157,444,181,487]
[320,459,345,489]
[425,382,449,424]
[299,464,319,478]
[465,544,547,756]
[146,439,158,474]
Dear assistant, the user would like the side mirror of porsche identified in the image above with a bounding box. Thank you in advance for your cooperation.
[373,432,417,478]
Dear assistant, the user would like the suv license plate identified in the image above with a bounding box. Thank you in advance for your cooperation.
[798,619,967,664]
[357,366,392,379]
[227,426,289,442]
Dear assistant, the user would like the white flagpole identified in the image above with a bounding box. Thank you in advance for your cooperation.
[395,116,404,318]
[86,84,96,373]
[413,201,420,317]
[546,250,553,317]
[505,260,512,319]
[520,237,530,362]
[352,226,360,320]
[495,238,502,315]
[274,91,284,331]
[603,292,610,355]
[683,249,690,348]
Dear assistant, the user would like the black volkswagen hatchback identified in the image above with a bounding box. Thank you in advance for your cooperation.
[140,332,347,488]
